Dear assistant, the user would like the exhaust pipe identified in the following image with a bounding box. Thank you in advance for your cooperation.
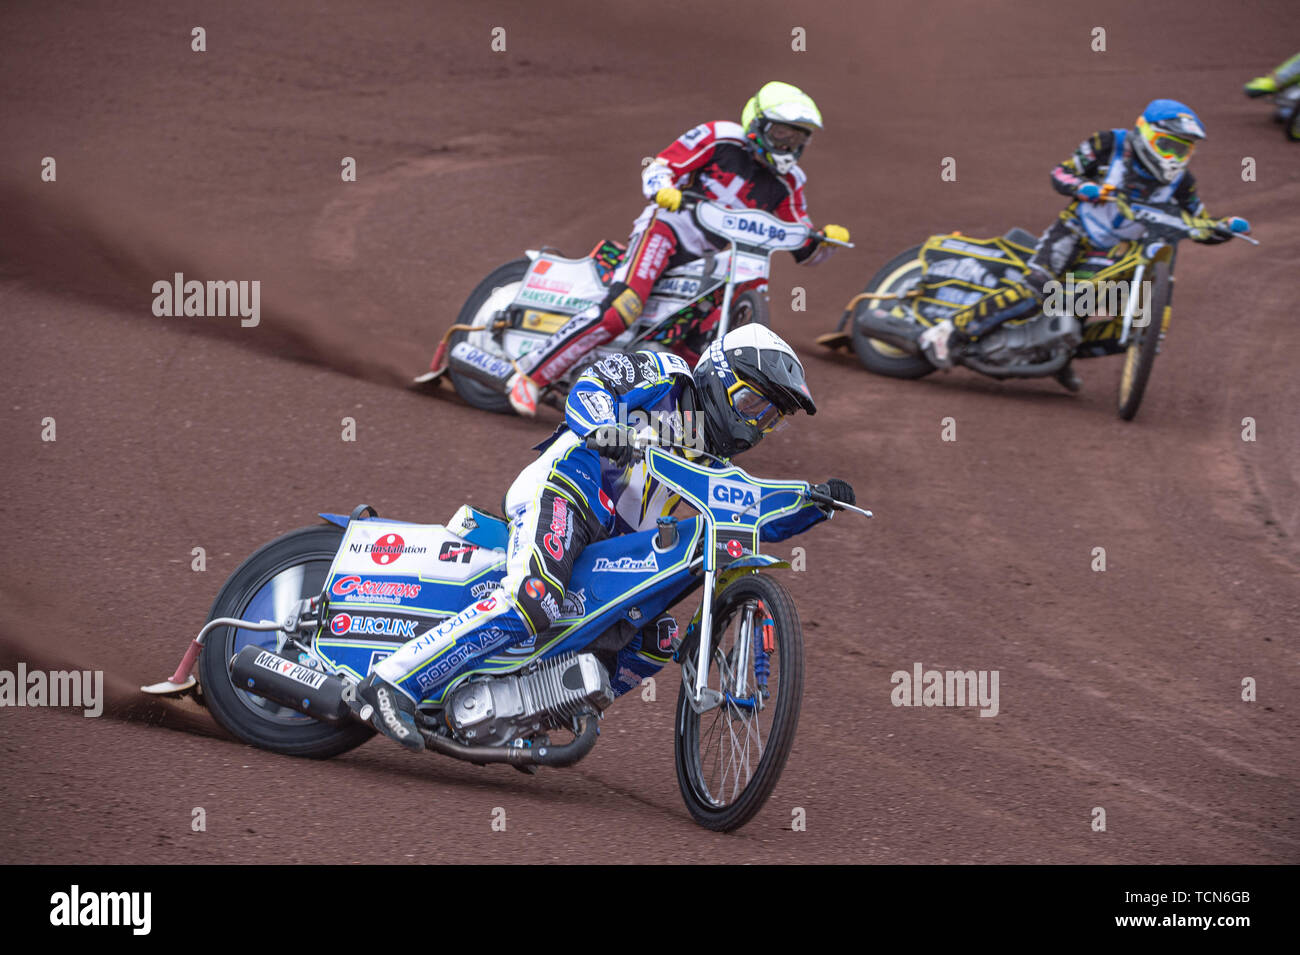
[963,347,1073,379]
[423,713,601,767]
[854,307,923,355]
[447,340,513,388]
[229,646,352,725]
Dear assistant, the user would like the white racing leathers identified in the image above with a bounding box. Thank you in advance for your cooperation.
[376,351,699,702]
[375,348,831,702]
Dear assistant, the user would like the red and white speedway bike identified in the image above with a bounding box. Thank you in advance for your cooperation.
[416,194,852,414]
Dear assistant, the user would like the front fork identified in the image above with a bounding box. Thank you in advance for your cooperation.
[687,567,727,713]
[1118,246,1176,347]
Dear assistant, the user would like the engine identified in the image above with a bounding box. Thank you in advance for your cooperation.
[971,311,1082,368]
[446,652,614,747]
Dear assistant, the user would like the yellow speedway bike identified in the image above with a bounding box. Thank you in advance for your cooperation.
[820,196,1256,420]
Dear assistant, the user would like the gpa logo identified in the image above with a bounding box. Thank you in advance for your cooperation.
[710,477,757,510]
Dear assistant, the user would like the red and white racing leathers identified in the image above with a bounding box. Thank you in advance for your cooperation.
[517,120,835,387]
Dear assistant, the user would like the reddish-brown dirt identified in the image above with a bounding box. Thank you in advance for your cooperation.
[1,0,1296,863]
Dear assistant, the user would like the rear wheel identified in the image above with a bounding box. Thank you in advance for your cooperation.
[197,525,374,758]
[1117,261,1172,421]
[1287,93,1300,141]
[448,258,536,415]
[675,573,804,832]
[849,245,936,379]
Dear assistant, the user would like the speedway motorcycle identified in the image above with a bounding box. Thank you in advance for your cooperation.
[1253,83,1300,141]
[143,442,870,832]
[415,194,852,414]
[818,195,1255,420]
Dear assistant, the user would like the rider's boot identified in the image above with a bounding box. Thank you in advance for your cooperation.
[1245,52,1300,97]
[1053,361,1082,393]
[506,371,540,417]
[356,673,425,751]
[500,282,645,415]
[918,319,959,369]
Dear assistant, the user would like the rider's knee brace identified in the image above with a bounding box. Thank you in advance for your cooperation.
[511,573,566,637]
[601,282,644,330]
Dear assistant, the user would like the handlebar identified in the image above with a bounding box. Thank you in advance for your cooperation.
[674,190,854,248]
[803,485,873,517]
[587,435,873,517]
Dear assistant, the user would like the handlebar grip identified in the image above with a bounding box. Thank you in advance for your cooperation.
[805,486,836,507]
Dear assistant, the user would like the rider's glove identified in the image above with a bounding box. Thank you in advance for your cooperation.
[585,424,642,467]
[654,187,683,212]
[1076,182,1102,202]
[1183,212,1227,243]
[1225,216,1251,234]
[821,224,851,243]
[810,478,856,512]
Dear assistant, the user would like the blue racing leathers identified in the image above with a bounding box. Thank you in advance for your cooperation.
[372,348,828,702]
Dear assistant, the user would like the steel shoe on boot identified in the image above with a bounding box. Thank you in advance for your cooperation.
[506,371,539,417]
[1053,361,1082,393]
[357,674,425,751]
[918,319,957,369]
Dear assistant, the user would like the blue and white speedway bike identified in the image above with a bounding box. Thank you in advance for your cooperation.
[145,443,871,831]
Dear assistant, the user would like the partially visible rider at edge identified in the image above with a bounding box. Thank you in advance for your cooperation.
[499,80,852,417]
[912,99,1251,392]
[357,325,856,750]
[1243,52,1300,97]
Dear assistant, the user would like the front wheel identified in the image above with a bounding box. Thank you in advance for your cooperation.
[1287,93,1300,141]
[1116,260,1171,421]
[197,524,374,758]
[674,572,804,832]
[849,245,936,379]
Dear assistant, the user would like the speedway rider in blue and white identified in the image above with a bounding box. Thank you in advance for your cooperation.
[357,326,856,750]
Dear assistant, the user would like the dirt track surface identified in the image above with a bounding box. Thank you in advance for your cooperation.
[2,1,1297,864]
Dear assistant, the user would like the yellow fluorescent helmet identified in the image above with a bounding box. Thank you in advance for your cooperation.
[742,81,823,131]
[742,81,822,174]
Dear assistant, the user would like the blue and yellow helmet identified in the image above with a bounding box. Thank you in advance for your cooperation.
[1133,99,1206,183]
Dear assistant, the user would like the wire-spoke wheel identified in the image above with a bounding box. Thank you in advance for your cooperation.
[1116,260,1172,421]
[674,573,804,832]
[198,524,374,758]
[850,244,936,379]
[448,258,534,415]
